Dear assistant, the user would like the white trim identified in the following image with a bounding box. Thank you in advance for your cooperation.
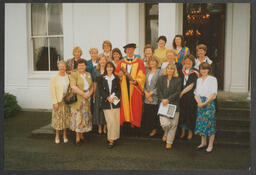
[176,3,183,35]
[139,3,145,57]
[63,3,74,60]
[31,35,63,38]
[27,3,64,74]
[224,3,233,91]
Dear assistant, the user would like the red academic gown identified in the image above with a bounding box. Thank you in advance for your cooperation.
[115,57,146,127]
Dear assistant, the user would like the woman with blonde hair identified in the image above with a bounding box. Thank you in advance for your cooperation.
[92,54,108,134]
[66,46,85,73]
[50,60,70,144]
[194,44,213,70]
[99,40,112,61]
[69,59,93,145]
[161,49,182,75]
[194,62,217,153]
[141,56,161,137]
[86,48,99,74]
[157,63,181,149]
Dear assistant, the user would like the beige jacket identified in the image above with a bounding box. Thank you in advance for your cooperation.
[69,71,93,111]
[50,74,70,104]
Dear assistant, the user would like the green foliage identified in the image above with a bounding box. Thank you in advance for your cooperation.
[4,93,21,118]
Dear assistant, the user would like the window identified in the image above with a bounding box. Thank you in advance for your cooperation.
[31,3,63,71]
[145,3,158,49]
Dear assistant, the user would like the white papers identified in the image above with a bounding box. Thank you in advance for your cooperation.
[110,93,120,105]
[157,102,177,118]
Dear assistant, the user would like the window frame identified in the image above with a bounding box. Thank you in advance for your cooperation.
[27,3,64,78]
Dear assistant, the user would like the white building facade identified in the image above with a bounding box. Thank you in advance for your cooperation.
[5,3,251,109]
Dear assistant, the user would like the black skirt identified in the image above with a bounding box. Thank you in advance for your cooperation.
[141,103,160,133]
[179,92,197,131]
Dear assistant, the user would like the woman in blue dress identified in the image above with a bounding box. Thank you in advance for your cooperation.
[194,62,218,153]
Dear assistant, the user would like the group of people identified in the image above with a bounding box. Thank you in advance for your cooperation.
[50,34,218,152]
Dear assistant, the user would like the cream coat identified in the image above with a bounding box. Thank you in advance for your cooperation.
[50,74,70,104]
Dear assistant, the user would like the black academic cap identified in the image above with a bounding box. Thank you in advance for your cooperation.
[123,43,136,49]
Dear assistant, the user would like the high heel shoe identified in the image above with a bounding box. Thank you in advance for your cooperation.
[63,137,68,143]
[165,143,172,149]
[103,126,107,134]
[162,136,167,142]
[149,129,157,137]
[196,144,207,151]
[98,127,102,134]
[206,146,213,153]
[55,137,60,144]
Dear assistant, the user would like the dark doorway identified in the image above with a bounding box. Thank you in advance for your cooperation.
[183,3,226,90]
[145,3,159,49]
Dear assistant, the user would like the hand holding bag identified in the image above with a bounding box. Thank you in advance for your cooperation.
[64,77,77,105]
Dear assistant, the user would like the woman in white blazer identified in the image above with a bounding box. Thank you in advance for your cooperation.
[50,60,70,144]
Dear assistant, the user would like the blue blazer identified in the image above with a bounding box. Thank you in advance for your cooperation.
[86,59,97,74]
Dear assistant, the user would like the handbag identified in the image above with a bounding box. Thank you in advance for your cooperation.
[64,77,77,105]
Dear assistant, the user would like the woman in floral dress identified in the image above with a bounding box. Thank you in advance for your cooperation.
[194,62,218,153]
[69,59,94,145]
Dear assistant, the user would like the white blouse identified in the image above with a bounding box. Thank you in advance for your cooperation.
[104,74,115,93]
[194,56,213,70]
[194,75,218,99]
[60,76,68,94]
[92,61,97,67]
[126,56,134,73]
[80,74,90,91]
[183,69,190,86]
[147,72,154,86]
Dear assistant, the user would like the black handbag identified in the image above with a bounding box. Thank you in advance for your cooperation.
[64,77,77,105]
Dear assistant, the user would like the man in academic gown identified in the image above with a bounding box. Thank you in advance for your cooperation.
[115,43,146,134]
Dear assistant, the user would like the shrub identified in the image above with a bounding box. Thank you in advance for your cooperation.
[4,93,21,118]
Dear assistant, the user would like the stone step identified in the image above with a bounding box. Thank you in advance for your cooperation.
[217,101,250,109]
[216,108,250,120]
[216,118,250,128]
[215,128,250,141]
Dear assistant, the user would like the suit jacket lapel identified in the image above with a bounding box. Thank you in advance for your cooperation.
[103,78,110,94]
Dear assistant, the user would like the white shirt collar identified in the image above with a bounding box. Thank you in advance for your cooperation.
[104,74,115,81]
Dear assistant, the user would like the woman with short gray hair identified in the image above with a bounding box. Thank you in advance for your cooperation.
[50,60,70,144]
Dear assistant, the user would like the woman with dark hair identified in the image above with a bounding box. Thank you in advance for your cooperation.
[172,35,190,65]
[179,54,199,140]
[98,62,121,148]
[111,48,123,67]
[153,35,168,66]
[69,59,93,145]
[194,62,217,153]
[143,44,154,69]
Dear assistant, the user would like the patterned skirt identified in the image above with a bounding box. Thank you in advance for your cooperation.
[194,97,216,136]
[70,98,92,133]
[51,101,70,130]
